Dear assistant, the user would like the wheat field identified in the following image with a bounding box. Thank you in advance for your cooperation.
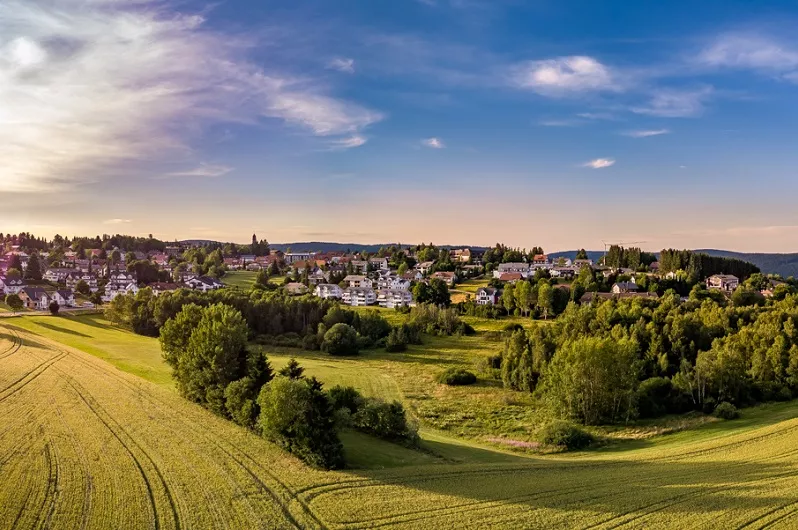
[2,321,798,529]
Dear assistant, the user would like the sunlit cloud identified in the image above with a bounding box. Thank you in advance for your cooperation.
[583,158,615,169]
[163,164,234,178]
[422,137,445,148]
[103,218,132,225]
[510,56,620,96]
[0,0,382,193]
[624,129,670,137]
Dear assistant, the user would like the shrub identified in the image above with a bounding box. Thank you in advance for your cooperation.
[328,385,363,414]
[636,377,673,419]
[714,401,740,420]
[353,399,418,443]
[385,324,421,353]
[49,301,60,315]
[437,367,477,386]
[321,323,359,356]
[224,377,260,428]
[301,333,320,351]
[257,376,344,469]
[539,420,594,450]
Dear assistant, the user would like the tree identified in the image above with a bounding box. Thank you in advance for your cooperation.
[515,281,533,317]
[25,253,42,281]
[537,282,554,320]
[576,249,589,260]
[8,254,22,272]
[76,280,91,296]
[321,323,359,356]
[49,301,60,315]
[255,269,270,288]
[502,282,516,314]
[5,294,23,313]
[539,337,639,425]
[279,358,305,379]
[110,250,121,265]
[397,263,408,276]
[257,376,344,469]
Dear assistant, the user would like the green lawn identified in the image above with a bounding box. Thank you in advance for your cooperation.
[222,271,287,290]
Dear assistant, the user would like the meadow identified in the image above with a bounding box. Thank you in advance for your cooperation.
[222,271,286,290]
[3,314,798,528]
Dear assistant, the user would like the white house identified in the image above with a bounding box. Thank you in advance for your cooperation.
[377,289,413,308]
[342,287,376,306]
[184,276,225,292]
[19,287,48,310]
[343,275,373,288]
[66,272,99,293]
[0,276,24,295]
[415,261,435,275]
[103,282,139,302]
[612,281,639,294]
[149,283,181,296]
[307,269,329,286]
[43,268,75,283]
[314,284,343,299]
[475,287,500,306]
[108,270,137,290]
[53,290,76,308]
[706,274,739,293]
[351,260,369,274]
[377,276,411,291]
[284,252,316,264]
[494,263,531,279]
[431,271,456,286]
[368,257,389,271]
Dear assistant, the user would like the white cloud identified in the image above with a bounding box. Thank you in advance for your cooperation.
[164,164,234,178]
[327,57,355,74]
[576,112,616,120]
[422,137,445,148]
[699,34,798,71]
[624,129,670,138]
[539,119,582,127]
[328,135,367,149]
[583,158,615,169]
[0,0,382,193]
[511,56,618,95]
[103,218,131,225]
[632,87,713,118]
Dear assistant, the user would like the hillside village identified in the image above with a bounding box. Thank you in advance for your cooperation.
[0,232,783,315]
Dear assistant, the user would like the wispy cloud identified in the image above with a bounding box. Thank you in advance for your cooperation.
[539,119,583,127]
[0,0,382,193]
[422,137,445,148]
[327,57,355,73]
[164,164,234,178]
[624,129,670,138]
[583,158,615,169]
[576,112,617,120]
[510,56,620,96]
[698,34,798,74]
[632,87,713,118]
[103,218,132,225]
[328,135,367,149]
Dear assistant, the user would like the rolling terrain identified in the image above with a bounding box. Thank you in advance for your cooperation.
[2,316,798,528]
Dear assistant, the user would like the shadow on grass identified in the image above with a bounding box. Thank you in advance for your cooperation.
[29,320,93,338]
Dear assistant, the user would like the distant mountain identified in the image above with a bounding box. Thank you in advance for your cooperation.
[694,249,798,278]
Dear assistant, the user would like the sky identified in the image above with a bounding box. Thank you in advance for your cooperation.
[3,0,798,252]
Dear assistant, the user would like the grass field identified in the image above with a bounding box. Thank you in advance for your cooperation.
[4,316,798,528]
[222,271,286,290]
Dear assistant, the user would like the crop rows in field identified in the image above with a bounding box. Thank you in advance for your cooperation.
[2,323,798,529]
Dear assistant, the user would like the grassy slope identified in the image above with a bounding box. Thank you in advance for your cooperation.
[222,271,287,290]
[4,316,798,527]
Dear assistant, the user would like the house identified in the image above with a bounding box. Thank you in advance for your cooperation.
[368,257,389,271]
[223,258,243,270]
[612,281,639,294]
[53,290,76,308]
[285,282,309,296]
[107,270,137,290]
[402,270,424,282]
[343,275,373,288]
[184,276,225,292]
[283,252,316,264]
[550,267,576,280]
[149,282,181,296]
[314,284,343,299]
[0,276,25,295]
[351,260,369,274]
[151,253,171,267]
[307,269,329,286]
[706,274,740,293]
[495,263,530,278]
[649,261,660,272]
[475,287,500,306]
[431,271,456,286]
[377,289,413,308]
[103,281,139,302]
[573,259,594,269]
[451,248,472,263]
[533,254,549,266]
[498,272,523,283]
[43,268,75,283]
[19,287,48,310]
[65,272,99,293]
[377,276,411,291]
[415,261,435,275]
[342,287,376,306]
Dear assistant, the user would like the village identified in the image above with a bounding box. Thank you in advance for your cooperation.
[0,234,751,314]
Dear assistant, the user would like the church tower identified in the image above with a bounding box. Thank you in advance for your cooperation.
[252,233,257,246]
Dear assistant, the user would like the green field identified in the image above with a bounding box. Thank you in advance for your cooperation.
[3,315,798,528]
[222,271,286,289]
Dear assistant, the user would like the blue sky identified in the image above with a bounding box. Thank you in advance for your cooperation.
[3,0,798,252]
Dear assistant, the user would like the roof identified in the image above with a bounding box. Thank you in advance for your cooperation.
[343,275,367,281]
[477,287,498,295]
[580,292,659,303]
[498,272,523,281]
[708,274,739,281]
[614,281,639,291]
[432,271,454,278]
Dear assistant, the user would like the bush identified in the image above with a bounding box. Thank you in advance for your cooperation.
[353,399,418,444]
[328,385,363,414]
[437,367,477,386]
[257,376,344,469]
[538,420,594,451]
[224,377,260,428]
[321,323,359,356]
[385,324,421,353]
[301,333,320,351]
[636,377,673,419]
[714,401,740,420]
[49,301,60,315]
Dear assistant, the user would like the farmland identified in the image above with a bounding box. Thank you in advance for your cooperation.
[3,316,798,528]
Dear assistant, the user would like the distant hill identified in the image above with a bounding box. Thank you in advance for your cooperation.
[694,249,798,278]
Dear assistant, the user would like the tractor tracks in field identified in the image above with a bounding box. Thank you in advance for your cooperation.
[0,352,67,404]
